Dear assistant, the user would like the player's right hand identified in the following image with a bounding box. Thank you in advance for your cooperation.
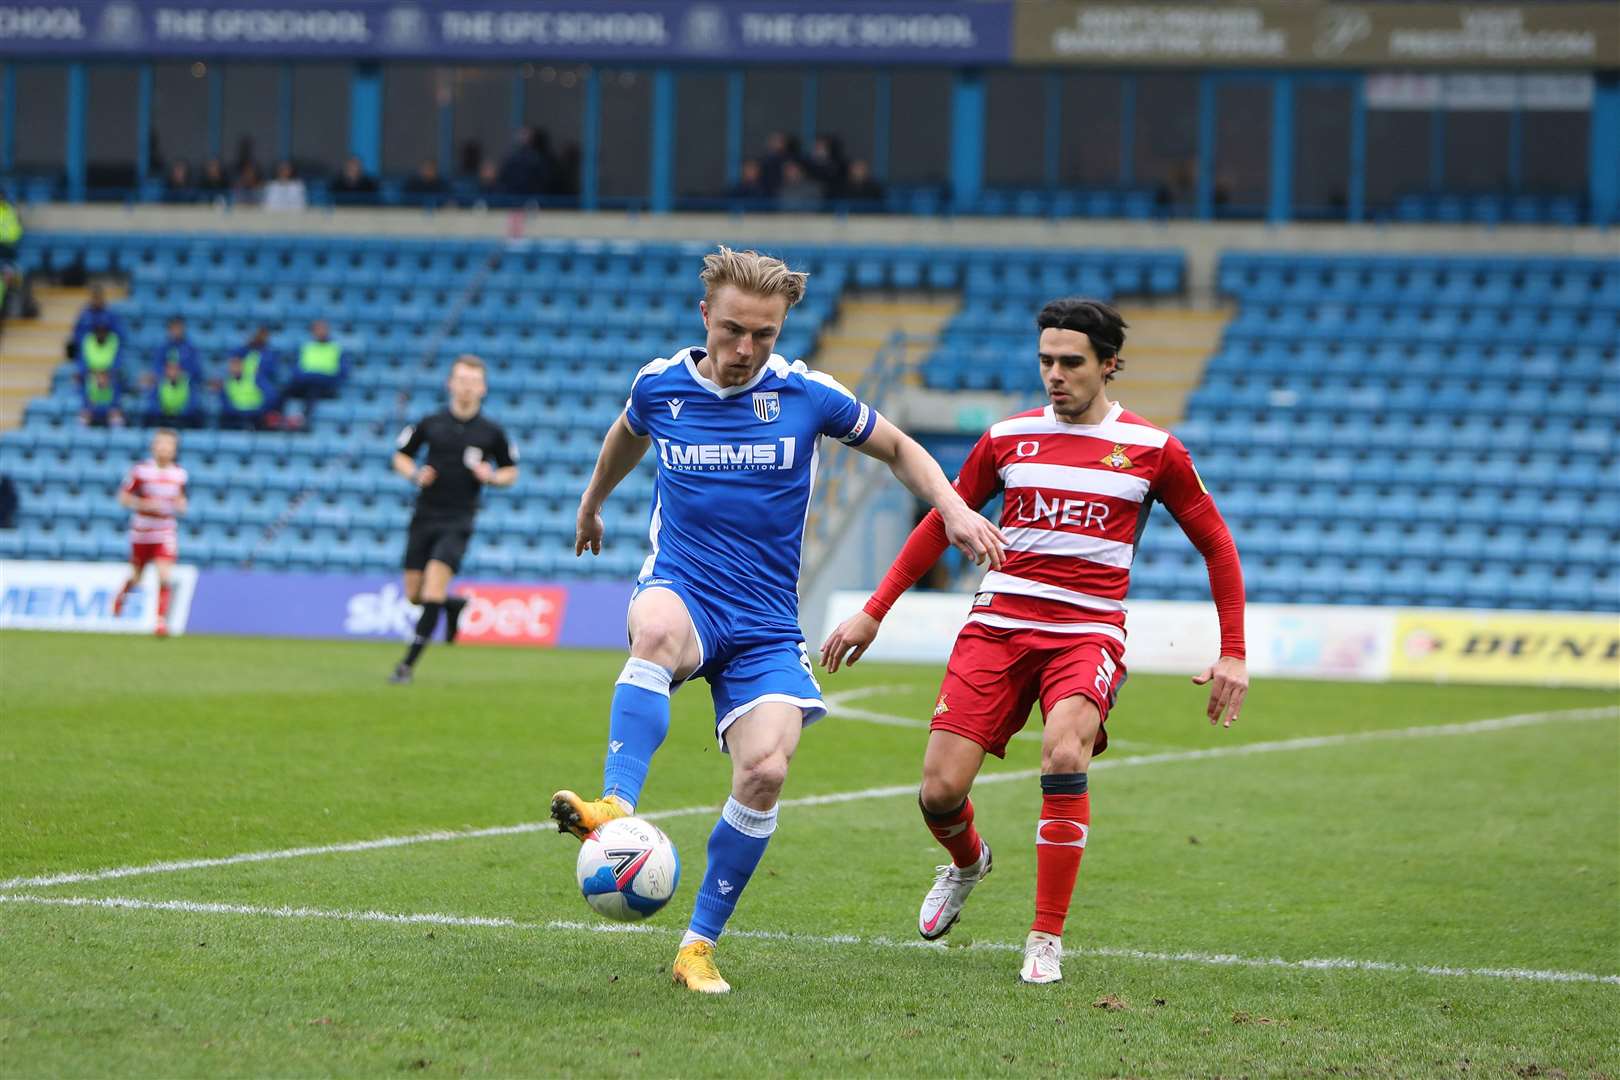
[575,503,605,556]
[415,465,437,488]
[941,505,1006,569]
[820,611,880,673]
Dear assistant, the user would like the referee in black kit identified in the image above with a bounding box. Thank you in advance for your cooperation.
[389,354,518,683]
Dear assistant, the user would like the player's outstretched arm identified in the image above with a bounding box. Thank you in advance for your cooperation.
[854,416,1005,569]
[1155,435,1249,729]
[824,425,1004,673]
[576,412,651,556]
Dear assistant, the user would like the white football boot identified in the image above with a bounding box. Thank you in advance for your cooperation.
[1020,930,1063,984]
[918,841,992,940]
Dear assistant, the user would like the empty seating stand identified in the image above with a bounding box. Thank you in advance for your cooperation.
[1126,251,1619,612]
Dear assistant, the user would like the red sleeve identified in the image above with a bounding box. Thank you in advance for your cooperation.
[864,432,1002,621]
[1153,437,1246,659]
[119,469,138,497]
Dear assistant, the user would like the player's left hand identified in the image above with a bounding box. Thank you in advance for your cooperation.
[1192,656,1247,728]
[472,462,495,484]
[940,504,1006,568]
[820,611,880,673]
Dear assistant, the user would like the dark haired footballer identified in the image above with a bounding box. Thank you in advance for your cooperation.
[822,297,1249,984]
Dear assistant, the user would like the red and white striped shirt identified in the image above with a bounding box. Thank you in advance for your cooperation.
[121,459,188,545]
[867,402,1245,657]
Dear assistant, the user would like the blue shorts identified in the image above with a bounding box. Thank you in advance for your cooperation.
[632,579,826,751]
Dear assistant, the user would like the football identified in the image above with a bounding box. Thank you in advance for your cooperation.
[575,817,681,922]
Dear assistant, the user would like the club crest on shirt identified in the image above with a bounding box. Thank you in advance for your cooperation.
[752,391,780,423]
[1100,444,1134,469]
[933,695,949,718]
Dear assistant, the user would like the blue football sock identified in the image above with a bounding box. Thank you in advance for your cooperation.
[688,797,778,943]
[600,657,673,810]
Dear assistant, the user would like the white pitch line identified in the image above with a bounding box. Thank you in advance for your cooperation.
[2,703,1614,894]
[824,685,1040,742]
[2,892,1615,988]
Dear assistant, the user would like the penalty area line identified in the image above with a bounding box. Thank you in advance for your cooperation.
[1,892,1615,988]
[2,704,1614,894]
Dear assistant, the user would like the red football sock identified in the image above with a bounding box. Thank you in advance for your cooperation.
[157,585,172,617]
[922,797,983,868]
[1033,790,1090,937]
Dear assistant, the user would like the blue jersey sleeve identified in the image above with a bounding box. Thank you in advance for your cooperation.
[624,372,650,437]
[803,371,877,447]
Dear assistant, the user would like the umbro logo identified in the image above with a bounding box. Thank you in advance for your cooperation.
[609,740,624,753]
[667,399,685,419]
[717,879,734,895]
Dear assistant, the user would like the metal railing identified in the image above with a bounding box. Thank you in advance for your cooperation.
[800,330,932,596]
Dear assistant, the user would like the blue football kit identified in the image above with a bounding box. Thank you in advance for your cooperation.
[595,345,880,948]
[621,346,877,745]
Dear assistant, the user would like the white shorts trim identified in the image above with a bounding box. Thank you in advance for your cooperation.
[715,694,828,754]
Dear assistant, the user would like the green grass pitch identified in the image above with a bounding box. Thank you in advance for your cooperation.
[2,631,1616,1078]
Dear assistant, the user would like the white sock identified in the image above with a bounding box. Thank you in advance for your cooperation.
[680,929,716,949]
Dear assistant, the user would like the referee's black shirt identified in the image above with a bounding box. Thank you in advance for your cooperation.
[396,409,517,519]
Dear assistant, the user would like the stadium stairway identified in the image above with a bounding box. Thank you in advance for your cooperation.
[1110,306,1232,428]
[810,295,957,389]
[0,285,111,431]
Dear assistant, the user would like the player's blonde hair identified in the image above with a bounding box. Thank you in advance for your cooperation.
[699,246,808,308]
[450,353,486,375]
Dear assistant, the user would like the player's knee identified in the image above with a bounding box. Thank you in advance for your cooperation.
[1042,743,1088,775]
[919,772,971,815]
[735,751,790,804]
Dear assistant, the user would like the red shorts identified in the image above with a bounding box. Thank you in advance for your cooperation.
[131,539,178,566]
[930,620,1127,759]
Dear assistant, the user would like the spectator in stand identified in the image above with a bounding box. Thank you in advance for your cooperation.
[332,155,380,204]
[79,369,125,428]
[68,285,127,363]
[262,160,307,213]
[497,127,550,197]
[0,472,17,530]
[760,131,801,195]
[235,324,281,387]
[233,159,265,204]
[198,156,229,198]
[163,160,196,203]
[458,139,484,178]
[148,314,202,382]
[552,141,582,198]
[281,318,348,426]
[476,158,501,200]
[777,160,822,213]
[403,158,449,204]
[843,159,885,209]
[76,316,125,388]
[145,316,204,389]
[0,186,22,264]
[807,134,849,200]
[143,355,203,428]
[217,352,278,430]
[728,159,769,204]
[0,188,21,325]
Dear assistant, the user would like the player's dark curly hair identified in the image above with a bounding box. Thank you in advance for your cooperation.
[1036,297,1128,381]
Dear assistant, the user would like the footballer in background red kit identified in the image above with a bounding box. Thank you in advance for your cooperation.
[821,298,1248,985]
[113,427,189,637]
